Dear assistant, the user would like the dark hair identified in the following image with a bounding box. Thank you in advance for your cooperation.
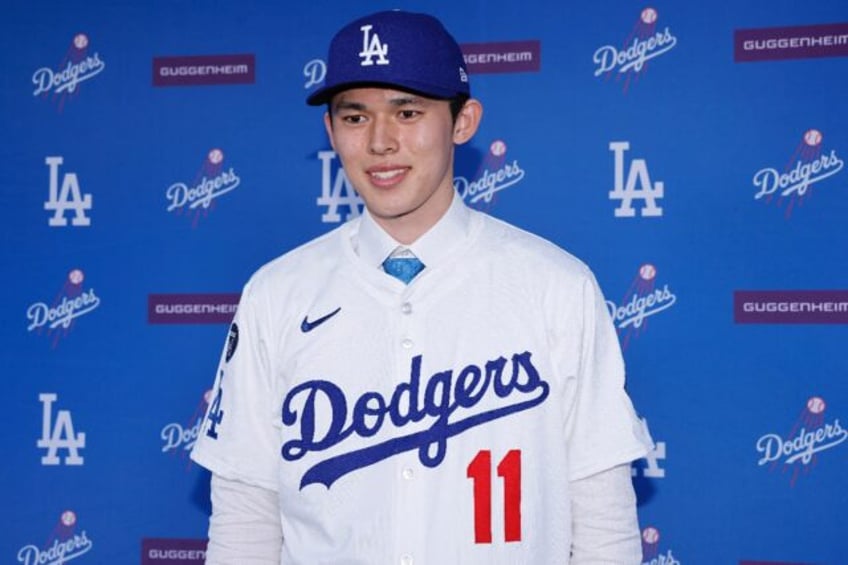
[448,94,470,123]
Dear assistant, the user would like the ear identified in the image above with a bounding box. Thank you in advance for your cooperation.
[323,111,336,151]
[452,98,483,145]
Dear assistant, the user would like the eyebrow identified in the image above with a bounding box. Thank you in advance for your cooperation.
[332,95,426,113]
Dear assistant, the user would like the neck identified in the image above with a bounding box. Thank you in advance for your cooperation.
[375,186,454,245]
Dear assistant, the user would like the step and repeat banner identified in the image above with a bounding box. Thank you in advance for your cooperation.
[2,1,847,564]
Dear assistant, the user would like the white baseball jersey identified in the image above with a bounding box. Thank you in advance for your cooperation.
[191,193,652,564]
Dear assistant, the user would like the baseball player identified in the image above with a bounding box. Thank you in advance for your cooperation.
[191,9,653,564]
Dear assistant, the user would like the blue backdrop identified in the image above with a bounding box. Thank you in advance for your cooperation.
[3,1,847,564]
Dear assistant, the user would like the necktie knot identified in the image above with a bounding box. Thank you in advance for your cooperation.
[382,256,425,284]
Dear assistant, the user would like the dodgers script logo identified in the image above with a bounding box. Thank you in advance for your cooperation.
[303,58,326,90]
[32,33,105,111]
[161,390,212,469]
[17,511,93,565]
[641,526,681,565]
[752,129,844,218]
[756,396,847,487]
[166,148,241,227]
[606,263,677,350]
[27,269,100,348]
[594,8,677,93]
[455,139,525,211]
[281,351,549,489]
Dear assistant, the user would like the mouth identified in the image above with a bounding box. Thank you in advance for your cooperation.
[367,166,409,187]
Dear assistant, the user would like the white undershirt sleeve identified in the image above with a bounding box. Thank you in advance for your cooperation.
[205,473,283,565]
[570,463,642,565]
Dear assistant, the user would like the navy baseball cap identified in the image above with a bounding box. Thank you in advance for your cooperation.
[306,10,470,106]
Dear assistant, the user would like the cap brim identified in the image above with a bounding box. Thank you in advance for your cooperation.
[306,80,464,106]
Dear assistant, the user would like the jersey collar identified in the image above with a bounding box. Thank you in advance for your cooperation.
[355,191,471,269]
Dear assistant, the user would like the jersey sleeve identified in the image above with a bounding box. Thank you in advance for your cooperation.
[563,271,653,481]
[191,279,280,491]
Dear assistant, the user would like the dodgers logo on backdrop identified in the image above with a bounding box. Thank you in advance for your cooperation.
[38,393,85,466]
[166,148,241,227]
[640,526,681,565]
[751,129,843,218]
[45,156,92,227]
[32,33,105,111]
[317,150,365,222]
[161,390,212,467]
[609,141,664,217]
[17,511,93,565]
[454,139,526,211]
[755,396,847,487]
[303,58,326,89]
[27,269,101,348]
[606,263,677,350]
[593,8,677,93]
[281,351,550,489]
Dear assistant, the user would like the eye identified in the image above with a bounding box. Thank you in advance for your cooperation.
[340,114,367,125]
[398,109,421,120]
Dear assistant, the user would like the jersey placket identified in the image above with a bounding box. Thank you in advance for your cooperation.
[391,283,426,565]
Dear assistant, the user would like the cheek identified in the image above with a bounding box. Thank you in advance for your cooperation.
[331,136,365,168]
[406,127,453,160]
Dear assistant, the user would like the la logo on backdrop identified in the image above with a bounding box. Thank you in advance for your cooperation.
[606,263,677,350]
[38,393,86,466]
[44,156,93,227]
[165,148,241,227]
[16,510,93,565]
[609,141,665,218]
[755,396,847,487]
[32,33,105,112]
[750,129,844,218]
[26,268,101,348]
[593,7,678,93]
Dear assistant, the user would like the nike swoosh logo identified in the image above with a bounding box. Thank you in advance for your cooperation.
[301,307,341,333]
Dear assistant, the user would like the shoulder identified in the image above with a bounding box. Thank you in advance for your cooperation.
[241,222,349,300]
[475,211,594,283]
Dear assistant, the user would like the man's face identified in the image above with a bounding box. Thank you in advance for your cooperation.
[324,87,476,243]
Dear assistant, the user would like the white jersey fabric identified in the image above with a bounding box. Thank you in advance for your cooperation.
[191,192,652,564]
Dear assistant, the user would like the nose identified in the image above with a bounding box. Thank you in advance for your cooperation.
[368,116,398,155]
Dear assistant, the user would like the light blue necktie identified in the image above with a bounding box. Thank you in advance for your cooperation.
[382,256,425,284]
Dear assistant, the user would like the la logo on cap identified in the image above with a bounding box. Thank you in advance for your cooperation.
[359,24,389,66]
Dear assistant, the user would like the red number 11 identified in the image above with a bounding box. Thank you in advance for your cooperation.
[466,449,522,544]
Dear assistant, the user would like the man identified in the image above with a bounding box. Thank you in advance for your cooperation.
[191,9,653,564]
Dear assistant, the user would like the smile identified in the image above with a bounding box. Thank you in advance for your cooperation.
[368,167,409,185]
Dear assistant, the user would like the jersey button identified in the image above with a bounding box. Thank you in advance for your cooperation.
[401,338,413,349]
[401,302,412,314]
[400,554,414,565]
[402,467,414,480]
